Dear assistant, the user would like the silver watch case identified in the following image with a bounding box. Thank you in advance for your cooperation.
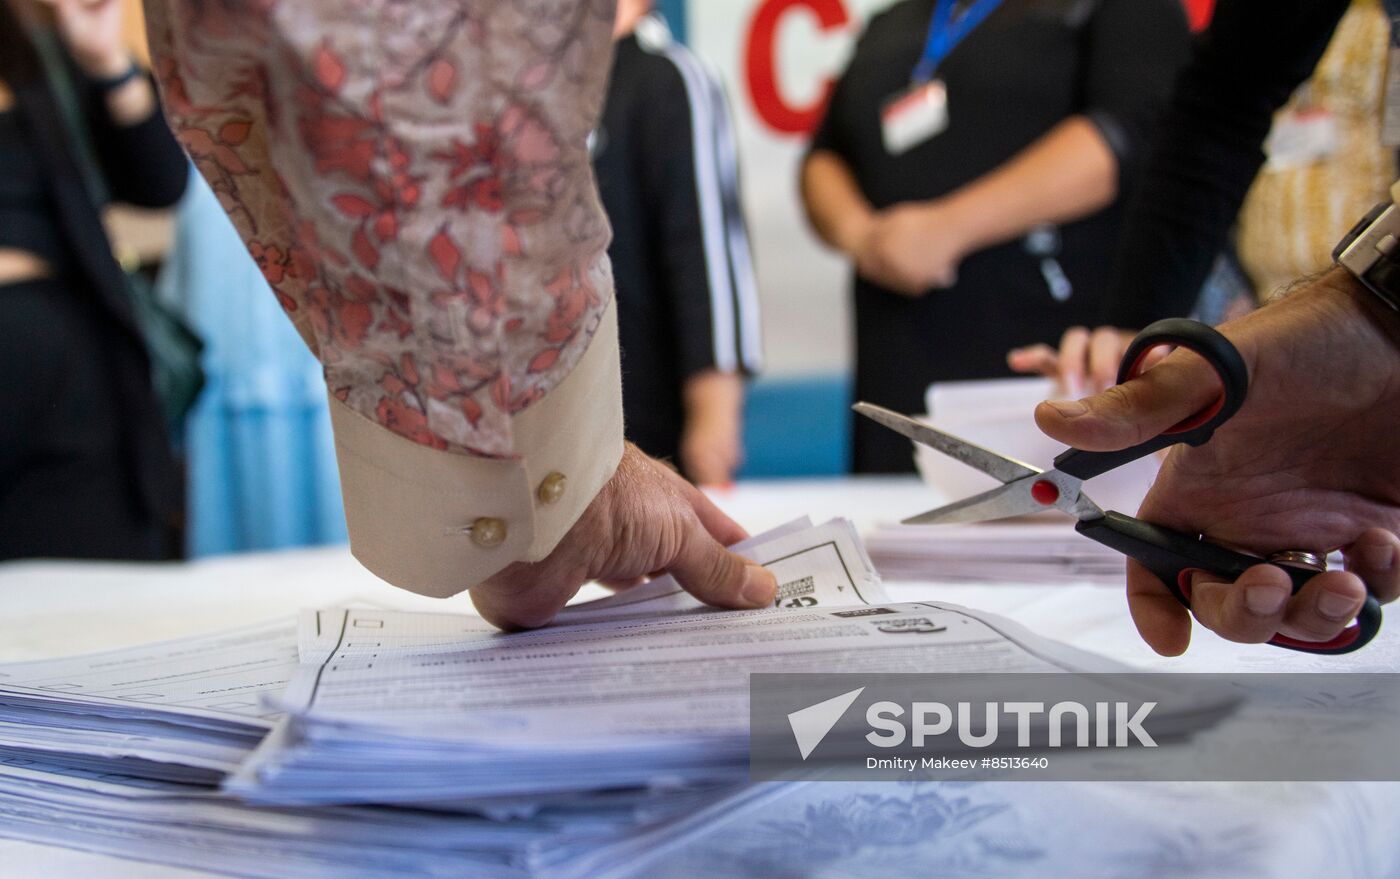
[1334,200,1400,312]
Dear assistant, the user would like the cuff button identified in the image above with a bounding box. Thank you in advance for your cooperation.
[537,471,567,505]
[470,517,508,548]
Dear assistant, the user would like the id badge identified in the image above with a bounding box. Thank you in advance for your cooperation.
[881,79,947,155]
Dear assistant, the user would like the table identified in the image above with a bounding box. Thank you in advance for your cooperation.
[2,477,1397,878]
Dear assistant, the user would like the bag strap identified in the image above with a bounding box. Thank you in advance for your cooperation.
[27,26,113,209]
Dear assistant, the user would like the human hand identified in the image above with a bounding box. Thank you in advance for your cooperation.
[680,370,744,486]
[34,0,130,78]
[855,201,967,296]
[1008,326,1141,396]
[1034,271,1400,655]
[470,443,776,629]
[680,417,741,487]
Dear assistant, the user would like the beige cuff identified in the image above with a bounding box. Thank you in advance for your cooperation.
[328,300,624,597]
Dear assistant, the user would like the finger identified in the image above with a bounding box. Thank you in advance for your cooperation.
[1032,346,1221,452]
[1057,327,1089,396]
[470,568,572,631]
[1087,327,1128,392]
[665,519,776,610]
[664,467,749,546]
[1277,570,1368,643]
[1006,344,1059,378]
[1343,528,1400,603]
[1186,564,1291,645]
[1126,559,1192,656]
[1139,343,1171,372]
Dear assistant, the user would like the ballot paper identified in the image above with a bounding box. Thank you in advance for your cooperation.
[0,619,297,783]
[0,518,889,877]
[0,751,742,879]
[231,518,896,803]
[864,520,1125,583]
[552,515,884,622]
[226,517,1160,812]
[0,618,754,876]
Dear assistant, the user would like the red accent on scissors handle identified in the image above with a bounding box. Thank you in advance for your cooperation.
[1123,345,1227,434]
[1054,320,1249,483]
[1269,627,1363,653]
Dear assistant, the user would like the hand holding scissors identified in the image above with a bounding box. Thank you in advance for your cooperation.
[859,317,1385,655]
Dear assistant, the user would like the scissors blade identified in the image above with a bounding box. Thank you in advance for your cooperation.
[902,481,1036,525]
[903,470,1103,525]
[853,402,1040,485]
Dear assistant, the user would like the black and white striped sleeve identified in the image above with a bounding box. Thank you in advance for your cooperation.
[640,38,763,378]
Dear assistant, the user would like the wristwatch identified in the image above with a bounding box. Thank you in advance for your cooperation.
[1334,181,1400,313]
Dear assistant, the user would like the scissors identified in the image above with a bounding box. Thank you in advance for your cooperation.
[856,317,1382,655]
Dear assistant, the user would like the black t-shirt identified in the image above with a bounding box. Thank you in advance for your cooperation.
[810,0,1188,472]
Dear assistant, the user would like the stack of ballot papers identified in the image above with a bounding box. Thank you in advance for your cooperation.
[228,517,893,807]
[864,520,1126,583]
[0,517,1229,878]
[0,518,882,876]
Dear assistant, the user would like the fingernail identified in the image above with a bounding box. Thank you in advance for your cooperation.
[1362,542,1395,573]
[1046,399,1088,419]
[1317,589,1360,622]
[1244,584,1288,616]
[742,565,776,607]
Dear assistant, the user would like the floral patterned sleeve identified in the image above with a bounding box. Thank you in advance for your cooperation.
[142,0,626,596]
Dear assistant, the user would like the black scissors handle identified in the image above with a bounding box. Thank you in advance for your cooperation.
[1053,319,1249,482]
[1078,512,1382,654]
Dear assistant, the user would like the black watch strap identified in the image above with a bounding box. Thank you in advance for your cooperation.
[91,61,142,94]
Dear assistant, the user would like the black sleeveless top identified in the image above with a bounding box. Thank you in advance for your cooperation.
[0,107,68,266]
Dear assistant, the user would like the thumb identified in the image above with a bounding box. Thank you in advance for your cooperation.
[666,524,777,610]
[1033,347,1222,452]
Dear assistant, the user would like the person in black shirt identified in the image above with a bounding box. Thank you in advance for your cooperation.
[0,0,189,561]
[1010,0,1358,390]
[801,0,1190,473]
[592,1,762,485]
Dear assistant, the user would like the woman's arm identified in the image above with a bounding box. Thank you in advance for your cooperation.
[44,0,187,206]
[922,115,1116,259]
[680,369,744,486]
[799,149,876,256]
[857,116,1117,296]
[39,0,153,121]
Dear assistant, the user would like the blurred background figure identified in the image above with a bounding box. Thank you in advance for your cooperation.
[1009,0,1386,392]
[594,0,763,486]
[1233,0,1393,306]
[800,0,1190,473]
[0,0,189,561]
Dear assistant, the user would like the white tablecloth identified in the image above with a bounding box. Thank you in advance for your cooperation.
[1,477,1397,878]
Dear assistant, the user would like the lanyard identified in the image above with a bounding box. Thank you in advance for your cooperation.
[913,0,1003,83]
